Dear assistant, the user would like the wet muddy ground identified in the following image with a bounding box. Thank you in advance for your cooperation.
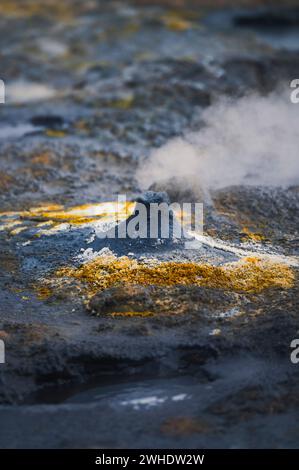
[0,0,299,448]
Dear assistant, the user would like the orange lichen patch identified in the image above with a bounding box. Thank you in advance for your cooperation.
[161,417,211,436]
[0,0,75,21]
[31,151,53,166]
[241,227,266,243]
[161,10,193,31]
[45,129,67,138]
[111,311,154,318]
[0,201,136,236]
[55,253,295,297]
[35,286,53,300]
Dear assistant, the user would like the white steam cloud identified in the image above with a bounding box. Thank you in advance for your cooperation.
[137,92,299,191]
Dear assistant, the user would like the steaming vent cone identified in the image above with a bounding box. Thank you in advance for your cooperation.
[148,175,206,205]
[125,190,190,247]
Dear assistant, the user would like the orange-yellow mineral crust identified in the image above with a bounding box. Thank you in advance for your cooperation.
[55,254,295,296]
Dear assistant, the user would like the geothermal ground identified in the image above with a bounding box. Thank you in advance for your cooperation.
[0,0,299,448]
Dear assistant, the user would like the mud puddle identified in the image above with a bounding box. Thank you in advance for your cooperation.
[26,356,292,410]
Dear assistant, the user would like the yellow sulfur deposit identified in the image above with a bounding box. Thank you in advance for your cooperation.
[56,253,295,296]
[35,286,53,300]
[161,11,193,31]
[241,227,266,243]
[0,201,136,236]
[45,130,67,138]
[111,311,154,318]
[0,0,74,21]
